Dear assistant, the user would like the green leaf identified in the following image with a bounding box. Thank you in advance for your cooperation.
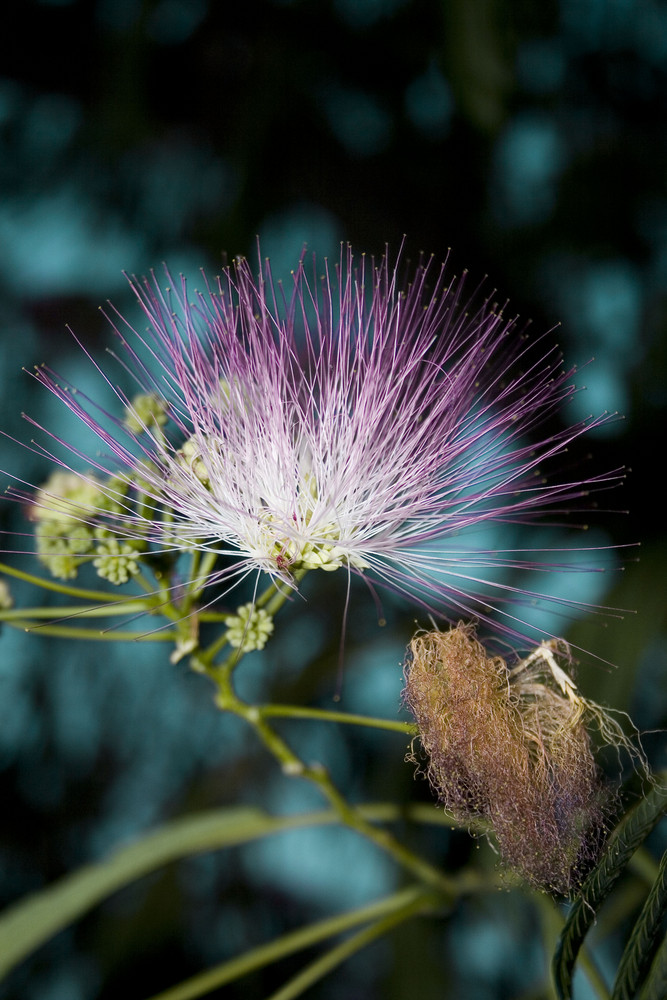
[143,886,439,1000]
[0,807,260,978]
[639,931,667,1000]
[263,888,439,1000]
[553,780,667,1000]
[0,801,455,981]
[612,850,667,1000]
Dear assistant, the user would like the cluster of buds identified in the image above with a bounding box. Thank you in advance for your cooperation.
[123,392,169,436]
[30,469,144,584]
[222,603,274,652]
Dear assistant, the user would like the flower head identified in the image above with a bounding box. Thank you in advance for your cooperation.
[13,245,619,643]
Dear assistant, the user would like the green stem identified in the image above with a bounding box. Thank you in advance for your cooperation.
[573,947,610,1000]
[265,886,440,1000]
[188,569,457,905]
[191,566,458,898]
[629,847,662,885]
[0,602,159,621]
[143,885,437,1000]
[0,560,140,603]
[186,548,201,598]
[260,703,417,735]
[261,569,307,614]
[212,669,456,897]
[132,570,182,623]
[195,573,306,671]
[3,620,177,642]
[185,550,218,606]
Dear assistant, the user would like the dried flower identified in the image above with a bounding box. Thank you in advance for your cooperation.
[12,246,618,639]
[403,624,646,893]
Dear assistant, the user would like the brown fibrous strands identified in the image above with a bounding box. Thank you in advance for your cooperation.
[403,624,647,894]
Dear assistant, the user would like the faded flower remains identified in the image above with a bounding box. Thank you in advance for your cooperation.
[7,246,618,644]
[403,625,646,892]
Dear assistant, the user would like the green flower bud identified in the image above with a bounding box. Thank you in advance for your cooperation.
[31,471,107,527]
[223,603,274,652]
[124,393,169,434]
[93,530,144,585]
[175,436,212,487]
[35,521,94,580]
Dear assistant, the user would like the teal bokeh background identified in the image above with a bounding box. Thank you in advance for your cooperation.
[0,1,665,997]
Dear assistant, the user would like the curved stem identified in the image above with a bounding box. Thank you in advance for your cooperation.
[0,601,156,621]
[190,562,458,896]
[0,560,141,603]
[260,703,417,735]
[212,664,456,897]
[4,619,177,641]
[265,886,440,1000]
[143,885,438,1000]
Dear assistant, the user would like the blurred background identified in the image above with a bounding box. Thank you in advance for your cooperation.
[0,0,665,997]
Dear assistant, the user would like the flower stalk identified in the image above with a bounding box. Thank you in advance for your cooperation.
[209,654,457,897]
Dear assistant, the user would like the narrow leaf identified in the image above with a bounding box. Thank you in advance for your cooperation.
[0,801,454,981]
[144,886,435,1000]
[612,850,667,1000]
[0,806,354,980]
[264,887,439,1000]
[553,781,667,1000]
[639,931,667,1000]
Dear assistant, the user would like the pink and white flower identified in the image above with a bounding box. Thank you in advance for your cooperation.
[11,245,620,643]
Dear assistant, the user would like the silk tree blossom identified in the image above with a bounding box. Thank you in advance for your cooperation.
[11,246,620,643]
